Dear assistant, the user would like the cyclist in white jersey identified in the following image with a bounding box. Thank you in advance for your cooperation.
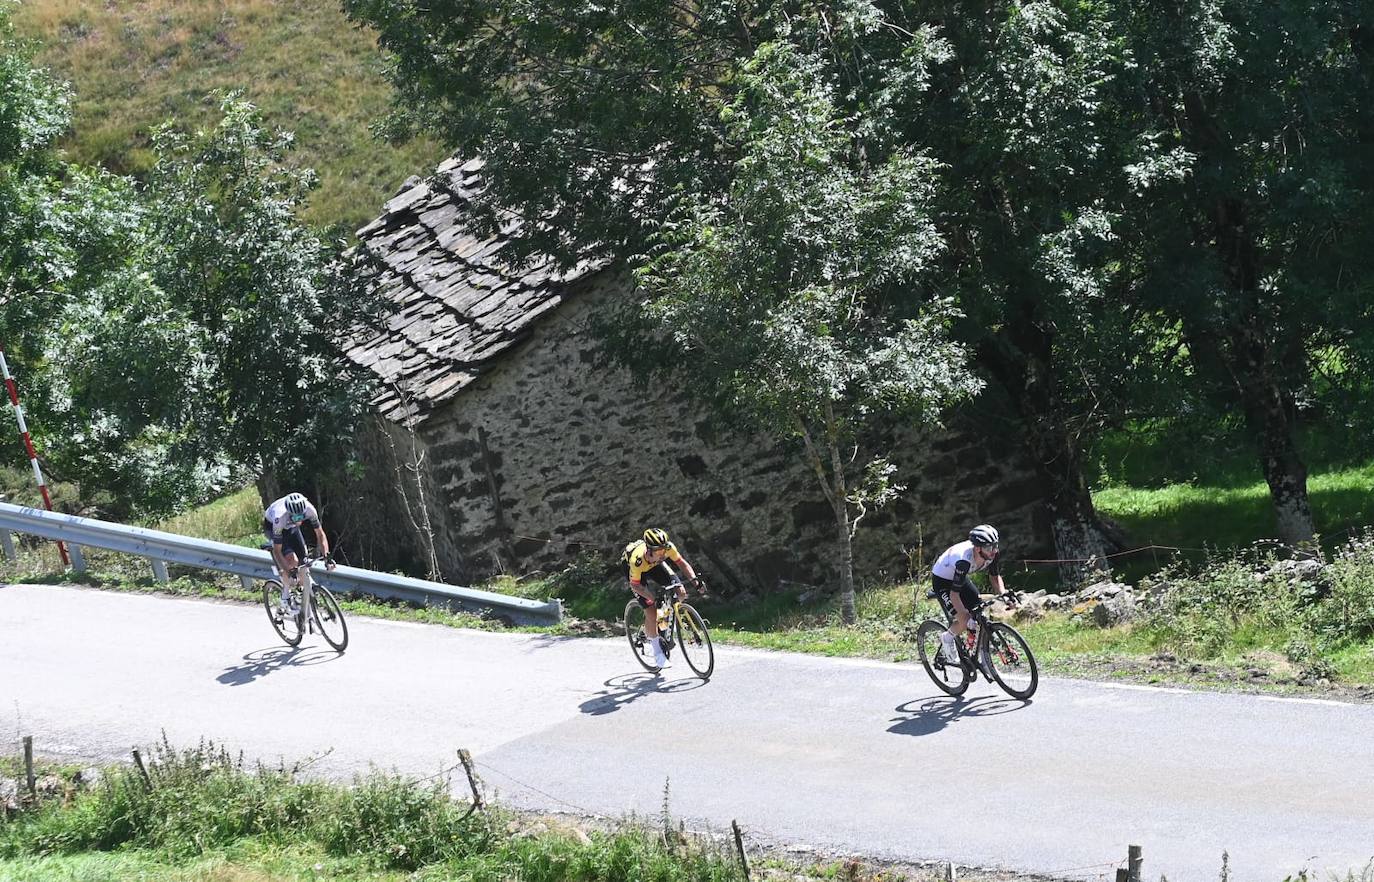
[931,524,1015,663]
[262,492,335,611]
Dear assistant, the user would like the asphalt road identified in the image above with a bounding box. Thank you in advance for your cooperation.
[2,583,1371,881]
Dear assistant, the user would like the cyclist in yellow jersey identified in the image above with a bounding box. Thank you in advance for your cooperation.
[623,527,704,668]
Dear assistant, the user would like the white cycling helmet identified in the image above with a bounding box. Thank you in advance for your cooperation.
[284,492,309,516]
[969,524,1000,547]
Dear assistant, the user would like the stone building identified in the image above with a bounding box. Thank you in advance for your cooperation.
[330,156,1050,592]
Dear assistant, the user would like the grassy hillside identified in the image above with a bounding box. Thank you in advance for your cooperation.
[11,0,446,232]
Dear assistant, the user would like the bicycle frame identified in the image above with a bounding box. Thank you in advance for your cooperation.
[933,592,997,675]
[278,555,318,636]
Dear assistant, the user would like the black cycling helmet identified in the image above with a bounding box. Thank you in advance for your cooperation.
[969,523,1000,547]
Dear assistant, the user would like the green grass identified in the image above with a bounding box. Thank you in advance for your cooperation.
[1093,460,1374,553]
[0,741,1078,882]
[11,0,446,233]
[152,486,264,548]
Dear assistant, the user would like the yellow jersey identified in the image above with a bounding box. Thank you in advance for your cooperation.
[621,539,681,583]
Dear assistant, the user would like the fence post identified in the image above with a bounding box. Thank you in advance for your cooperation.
[131,747,152,791]
[1127,845,1143,882]
[944,861,957,882]
[731,820,751,881]
[457,749,485,811]
[22,735,35,801]
[0,531,14,561]
[150,559,169,583]
[1115,870,1129,882]
[68,544,86,573]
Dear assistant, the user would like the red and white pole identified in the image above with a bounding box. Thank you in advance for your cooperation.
[0,344,70,565]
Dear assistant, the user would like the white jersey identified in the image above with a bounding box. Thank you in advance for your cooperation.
[932,540,999,582]
[263,495,320,536]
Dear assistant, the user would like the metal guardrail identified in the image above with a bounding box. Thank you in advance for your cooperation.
[0,501,562,626]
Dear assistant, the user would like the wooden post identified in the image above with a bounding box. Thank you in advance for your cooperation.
[944,861,957,882]
[22,735,35,800]
[1127,844,1143,882]
[731,819,751,881]
[131,747,152,790]
[457,749,484,811]
[1115,869,1129,882]
[150,559,169,583]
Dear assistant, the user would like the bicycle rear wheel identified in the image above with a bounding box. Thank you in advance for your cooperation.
[916,619,970,697]
[263,579,303,647]
[312,585,349,652]
[985,622,1038,700]
[623,600,661,673]
[675,603,714,680]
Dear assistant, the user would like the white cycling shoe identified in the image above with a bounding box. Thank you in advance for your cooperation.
[939,632,960,664]
[650,637,669,669]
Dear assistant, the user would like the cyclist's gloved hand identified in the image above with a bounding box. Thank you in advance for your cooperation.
[324,554,337,571]
[1002,590,1020,607]
[691,576,707,594]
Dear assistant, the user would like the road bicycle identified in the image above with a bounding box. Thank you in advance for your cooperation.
[623,581,714,679]
[261,550,349,652]
[916,590,1037,699]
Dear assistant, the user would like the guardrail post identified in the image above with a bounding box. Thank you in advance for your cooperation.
[239,575,255,591]
[68,544,86,572]
[150,559,169,583]
[0,530,14,561]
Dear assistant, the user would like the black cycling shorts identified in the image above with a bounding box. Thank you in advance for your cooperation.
[932,574,979,619]
[263,520,309,560]
[625,561,677,605]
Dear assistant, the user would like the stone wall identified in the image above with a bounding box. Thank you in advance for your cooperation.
[333,270,1051,591]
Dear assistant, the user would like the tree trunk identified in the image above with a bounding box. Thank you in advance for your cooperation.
[1225,321,1315,546]
[834,506,857,624]
[978,304,1118,584]
[1176,88,1317,547]
[1021,414,1115,582]
[796,411,858,625]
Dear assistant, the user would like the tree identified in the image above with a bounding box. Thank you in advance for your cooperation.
[343,0,777,268]
[891,0,1139,572]
[637,44,979,621]
[0,2,75,369]
[1111,0,1374,545]
[30,95,372,515]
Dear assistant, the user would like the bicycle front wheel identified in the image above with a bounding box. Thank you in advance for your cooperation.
[916,619,969,697]
[623,600,661,673]
[675,603,714,680]
[985,622,1038,700]
[312,585,349,652]
[262,579,303,647]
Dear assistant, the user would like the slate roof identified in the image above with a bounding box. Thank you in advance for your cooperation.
[345,156,609,426]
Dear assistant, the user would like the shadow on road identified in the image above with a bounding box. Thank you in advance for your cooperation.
[216,646,341,686]
[578,672,706,716]
[887,694,1031,737]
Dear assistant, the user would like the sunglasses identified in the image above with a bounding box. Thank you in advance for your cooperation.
[289,512,306,523]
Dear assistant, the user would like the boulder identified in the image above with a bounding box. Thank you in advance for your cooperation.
[1076,580,1130,603]
[0,778,18,815]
